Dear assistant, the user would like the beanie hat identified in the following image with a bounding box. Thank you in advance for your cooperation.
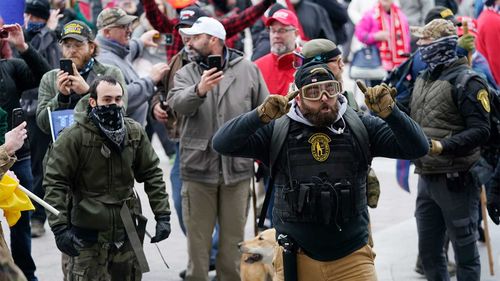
[25,0,51,21]
[294,62,336,89]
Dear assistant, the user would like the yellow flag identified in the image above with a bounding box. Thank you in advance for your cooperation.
[0,174,35,227]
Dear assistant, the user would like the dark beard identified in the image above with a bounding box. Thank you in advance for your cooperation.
[301,102,338,127]
[190,43,211,65]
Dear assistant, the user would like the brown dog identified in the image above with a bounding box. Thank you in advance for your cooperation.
[238,228,277,281]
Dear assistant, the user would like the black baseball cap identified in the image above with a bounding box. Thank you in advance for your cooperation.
[176,6,207,28]
[294,62,336,89]
[60,20,95,42]
[424,6,460,26]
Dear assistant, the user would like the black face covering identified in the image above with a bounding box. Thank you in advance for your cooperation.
[89,104,126,151]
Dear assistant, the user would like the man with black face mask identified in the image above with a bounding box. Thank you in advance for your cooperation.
[409,19,491,281]
[43,75,171,281]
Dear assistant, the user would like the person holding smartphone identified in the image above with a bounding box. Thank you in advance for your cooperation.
[36,20,127,135]
[0,22,51,281]
[169,17,269,280]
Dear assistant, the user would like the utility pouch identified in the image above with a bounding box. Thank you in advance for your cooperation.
[297,183,312,213]
[334,180,353,222]
[283,181,299,212]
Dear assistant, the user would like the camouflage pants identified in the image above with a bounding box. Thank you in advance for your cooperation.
[67,240,141,281]
[0,223,27,281]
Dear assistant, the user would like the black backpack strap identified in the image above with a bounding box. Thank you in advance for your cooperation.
[344,107,371,166]
[258,116,290,228]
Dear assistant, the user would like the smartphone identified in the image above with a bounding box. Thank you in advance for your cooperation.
[207,55,222,72]
[11,108,29,150]
[60,59,74,75]
[0,28,8,39]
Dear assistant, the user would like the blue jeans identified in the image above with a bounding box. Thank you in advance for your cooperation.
[27,115,50,223]
[11,158,38,281]
[171,143,218,265]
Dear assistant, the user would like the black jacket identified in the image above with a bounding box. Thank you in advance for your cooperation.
[0,45,51,157]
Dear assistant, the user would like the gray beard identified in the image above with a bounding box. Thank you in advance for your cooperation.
[271,43,294,56]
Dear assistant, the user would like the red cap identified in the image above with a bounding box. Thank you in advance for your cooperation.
[265,9,299,28]
[456,16,478,37]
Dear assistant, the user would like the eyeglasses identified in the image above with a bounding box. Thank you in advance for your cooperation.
[60,41,87,49]
[267,27,296,35]
[301,80,342,101]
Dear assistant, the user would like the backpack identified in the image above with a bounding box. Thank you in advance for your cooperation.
[382,52,417,109]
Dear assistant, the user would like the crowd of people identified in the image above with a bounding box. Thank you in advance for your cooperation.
[0,0,499,281]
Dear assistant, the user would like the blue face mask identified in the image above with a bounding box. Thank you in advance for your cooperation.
[26,21,46,33]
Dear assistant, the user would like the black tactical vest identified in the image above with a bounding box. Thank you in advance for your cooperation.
[273,120,368,229]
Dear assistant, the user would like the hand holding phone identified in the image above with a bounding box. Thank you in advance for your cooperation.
[11,108,29,151]
[207,55,222,72]
[0,24,16,39]
[60,59,74,75]
[0,28,8,39]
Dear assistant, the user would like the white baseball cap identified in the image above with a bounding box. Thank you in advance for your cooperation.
[179,16,226,40]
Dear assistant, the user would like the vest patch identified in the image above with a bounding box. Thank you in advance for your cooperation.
[308,133,331,162]
[477,89,491,113]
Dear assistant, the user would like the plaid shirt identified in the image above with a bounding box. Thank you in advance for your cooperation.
[142,0,272,60]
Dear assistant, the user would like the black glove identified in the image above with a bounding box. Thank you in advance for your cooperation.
[486,180,500,225]
[52,225,84,256]
[151,214,171,243]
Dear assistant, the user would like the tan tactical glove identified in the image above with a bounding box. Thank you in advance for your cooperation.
[428,139,443,155]
[257,90,299,123]
[367,167,380,208]
[356,80,396,119]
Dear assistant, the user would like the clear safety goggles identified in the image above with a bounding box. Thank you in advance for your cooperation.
[300,80,342,101]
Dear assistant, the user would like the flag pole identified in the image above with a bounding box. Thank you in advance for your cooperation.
[480,185,495,276]
[18,184,60,216]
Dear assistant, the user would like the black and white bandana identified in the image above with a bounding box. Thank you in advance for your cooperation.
[419,35,458,72]
[90,104,126,151]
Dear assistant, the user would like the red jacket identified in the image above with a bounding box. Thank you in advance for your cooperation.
[255,52,295,96]
[477,9,500,85]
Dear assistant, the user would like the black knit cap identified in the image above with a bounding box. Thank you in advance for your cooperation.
[25,0,51,21]
[294,62,336,89]
[424,6,460,25]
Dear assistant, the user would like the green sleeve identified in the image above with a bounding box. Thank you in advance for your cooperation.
[43,126,81,228]
[36,71,63,135]
[132,122,170,216]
